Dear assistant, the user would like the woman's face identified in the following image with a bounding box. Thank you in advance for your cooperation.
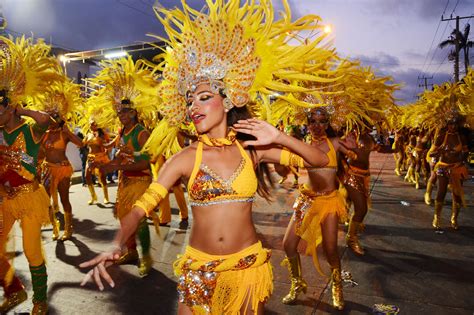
[90,121,98,131]
[186,84,226,134]
[308,110,329,137]
[447,121,457,132]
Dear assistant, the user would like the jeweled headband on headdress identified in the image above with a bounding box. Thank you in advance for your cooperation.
[145,0,343,158]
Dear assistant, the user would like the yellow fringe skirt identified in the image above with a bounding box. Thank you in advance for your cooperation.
[115,174,152,219]
[173,241,273,314]
[87,152,110,177]
[0,181,50,226]
[435,161,468,207]
[44,161,73,190]
[293,185,347,275]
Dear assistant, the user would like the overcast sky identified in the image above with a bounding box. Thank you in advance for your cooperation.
[2,0,473,104]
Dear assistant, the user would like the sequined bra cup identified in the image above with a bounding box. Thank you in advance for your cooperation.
[307,138,337,172]
[187,140,257,206]
[43,130,66,150]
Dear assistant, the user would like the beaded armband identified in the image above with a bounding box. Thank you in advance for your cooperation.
[133,182,168,216]
[280,149,305,168]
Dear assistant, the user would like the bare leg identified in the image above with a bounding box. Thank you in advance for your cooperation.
[58,177,73,240]
[433,175,448,229]
[282,215,301,257]
[240,300,265,314]
[321,213,340,269]
[58,177,72,215]
[346,185,367,255]
[347,186,368,223]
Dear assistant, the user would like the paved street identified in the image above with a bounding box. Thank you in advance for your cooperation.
[5,153,474,314]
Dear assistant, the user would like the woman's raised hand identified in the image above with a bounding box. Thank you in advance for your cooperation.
[79,248,121,291]
[233,118,281,146]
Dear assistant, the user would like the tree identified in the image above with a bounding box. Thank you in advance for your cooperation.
[439,23,474,77]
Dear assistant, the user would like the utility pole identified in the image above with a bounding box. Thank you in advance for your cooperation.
[441,14,474,82]
[418,75,433,90]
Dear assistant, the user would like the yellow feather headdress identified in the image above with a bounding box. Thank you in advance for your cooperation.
[82,56,160,131]
[144,0,345,158]
[0,36,62,107]
[41,80,84,124]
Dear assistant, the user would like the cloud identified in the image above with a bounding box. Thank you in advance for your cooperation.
[362,0,474,20]
[351,52,401,70]
[372,67,452,105]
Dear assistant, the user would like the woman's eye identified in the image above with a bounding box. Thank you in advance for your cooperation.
[199,95,212,101]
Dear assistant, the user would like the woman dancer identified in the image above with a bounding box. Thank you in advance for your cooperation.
[42,113,83,240]
[281,108,356,310]
[41,82,84,240]
[83,120,111,205]
[430,116,468,231]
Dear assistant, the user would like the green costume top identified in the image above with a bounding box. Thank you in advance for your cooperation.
[119,124,150,177]
[0,122,46,181]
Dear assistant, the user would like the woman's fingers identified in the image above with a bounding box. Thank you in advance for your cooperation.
[80,269,93,287]
[79,258,99,269]
[98,263,115,288]
[93,266,105,291]
[242,140,259,146]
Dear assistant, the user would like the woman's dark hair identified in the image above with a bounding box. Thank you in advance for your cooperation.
[0,89,9,107]
[97,128,105,138]
[226,102,274,201]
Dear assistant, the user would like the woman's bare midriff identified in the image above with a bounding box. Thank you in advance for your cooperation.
[189,202,258,255]
[307,168,338,192]
[45,148,68,164]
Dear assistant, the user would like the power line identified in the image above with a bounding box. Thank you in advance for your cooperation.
[431,52,450,78]
[419,0,450,75]
[116,0,155,18]
[450,0,460,15]
[439,13,474,81]
[5,27,77,51]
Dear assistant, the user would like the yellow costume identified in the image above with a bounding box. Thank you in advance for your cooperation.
[342,164,371,198]
[293,139,347,275]
[42,132,74,211]
[174,242,272,315]
[134,132,273,313]
[0,34,62,314]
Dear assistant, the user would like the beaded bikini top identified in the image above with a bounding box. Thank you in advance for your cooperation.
[307,137,337,172]
[187,139,257,206]
[43,130,66,150]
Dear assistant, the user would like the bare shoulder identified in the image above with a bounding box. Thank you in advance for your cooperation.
[329,137,340,147]
[165,144,197,177]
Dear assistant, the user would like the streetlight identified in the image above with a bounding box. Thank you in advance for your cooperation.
[104,51,128,59]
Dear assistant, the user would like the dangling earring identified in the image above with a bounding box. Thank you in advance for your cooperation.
[223,98,234,111]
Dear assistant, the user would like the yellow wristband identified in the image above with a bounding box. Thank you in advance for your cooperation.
[133,182,168,216]
[280,149,305,168]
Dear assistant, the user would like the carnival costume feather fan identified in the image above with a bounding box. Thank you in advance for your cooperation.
[144,0,344,158]
[40,80,84,125]
[273,61,400,134]
[0,36,62,107]
[402,69,473,131]
[80,57,160,134]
